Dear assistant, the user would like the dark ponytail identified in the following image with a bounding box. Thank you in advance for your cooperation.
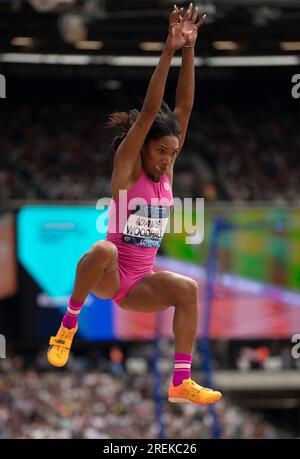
[106,109,139,154]
[106,101,180,155]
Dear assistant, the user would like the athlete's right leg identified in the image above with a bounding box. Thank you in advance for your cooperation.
[48,241,120,367]
[72,240,120,301]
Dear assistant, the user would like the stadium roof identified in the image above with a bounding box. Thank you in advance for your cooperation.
[0,0,299,69]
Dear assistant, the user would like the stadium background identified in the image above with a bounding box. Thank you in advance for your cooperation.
[1,0,300,439]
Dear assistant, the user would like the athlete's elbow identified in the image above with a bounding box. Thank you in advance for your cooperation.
[179,104,193,114]
[141,106,159,119]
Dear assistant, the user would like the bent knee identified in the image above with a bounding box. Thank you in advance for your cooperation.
[181,278,198,304]
[88,240,118,266]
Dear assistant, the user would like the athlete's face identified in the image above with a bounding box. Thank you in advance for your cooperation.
[142,135,179,182]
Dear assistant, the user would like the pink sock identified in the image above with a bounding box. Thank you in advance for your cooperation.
[62,298,84,329]
[172,352,192,386]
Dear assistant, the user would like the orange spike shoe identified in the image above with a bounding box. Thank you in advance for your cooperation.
[47,323,78,367]
[168,378,222,405]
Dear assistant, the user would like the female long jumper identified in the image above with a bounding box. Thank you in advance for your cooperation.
[48,4,221,406]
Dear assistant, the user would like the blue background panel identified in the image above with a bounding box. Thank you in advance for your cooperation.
[17,206,115,340]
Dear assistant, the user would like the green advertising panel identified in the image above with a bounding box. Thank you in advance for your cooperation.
[162,205,300,291]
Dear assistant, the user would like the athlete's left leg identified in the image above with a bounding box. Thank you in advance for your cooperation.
[120,271,222,404]
[121,270,198,354]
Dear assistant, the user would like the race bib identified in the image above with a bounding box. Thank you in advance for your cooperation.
[122,205,171,248]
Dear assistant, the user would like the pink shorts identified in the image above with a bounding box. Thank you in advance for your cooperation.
[112,264,154,306]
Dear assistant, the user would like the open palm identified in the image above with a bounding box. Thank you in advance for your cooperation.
[168,4,206,49]
[167,8,191,50]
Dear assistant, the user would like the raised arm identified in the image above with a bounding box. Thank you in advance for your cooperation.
[113,8,188,172]
[113,47,174,170]
[174,3,206,154]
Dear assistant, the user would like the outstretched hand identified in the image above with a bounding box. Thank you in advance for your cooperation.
[166,7,189,51]
[181,3,206,47]
[166,3,206,51]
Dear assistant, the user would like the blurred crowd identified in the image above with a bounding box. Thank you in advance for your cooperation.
[1,100,300,202]
[236,342,300,371]
[181,102,300,202]
[0,104,112,201]
[0,348,290,440]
